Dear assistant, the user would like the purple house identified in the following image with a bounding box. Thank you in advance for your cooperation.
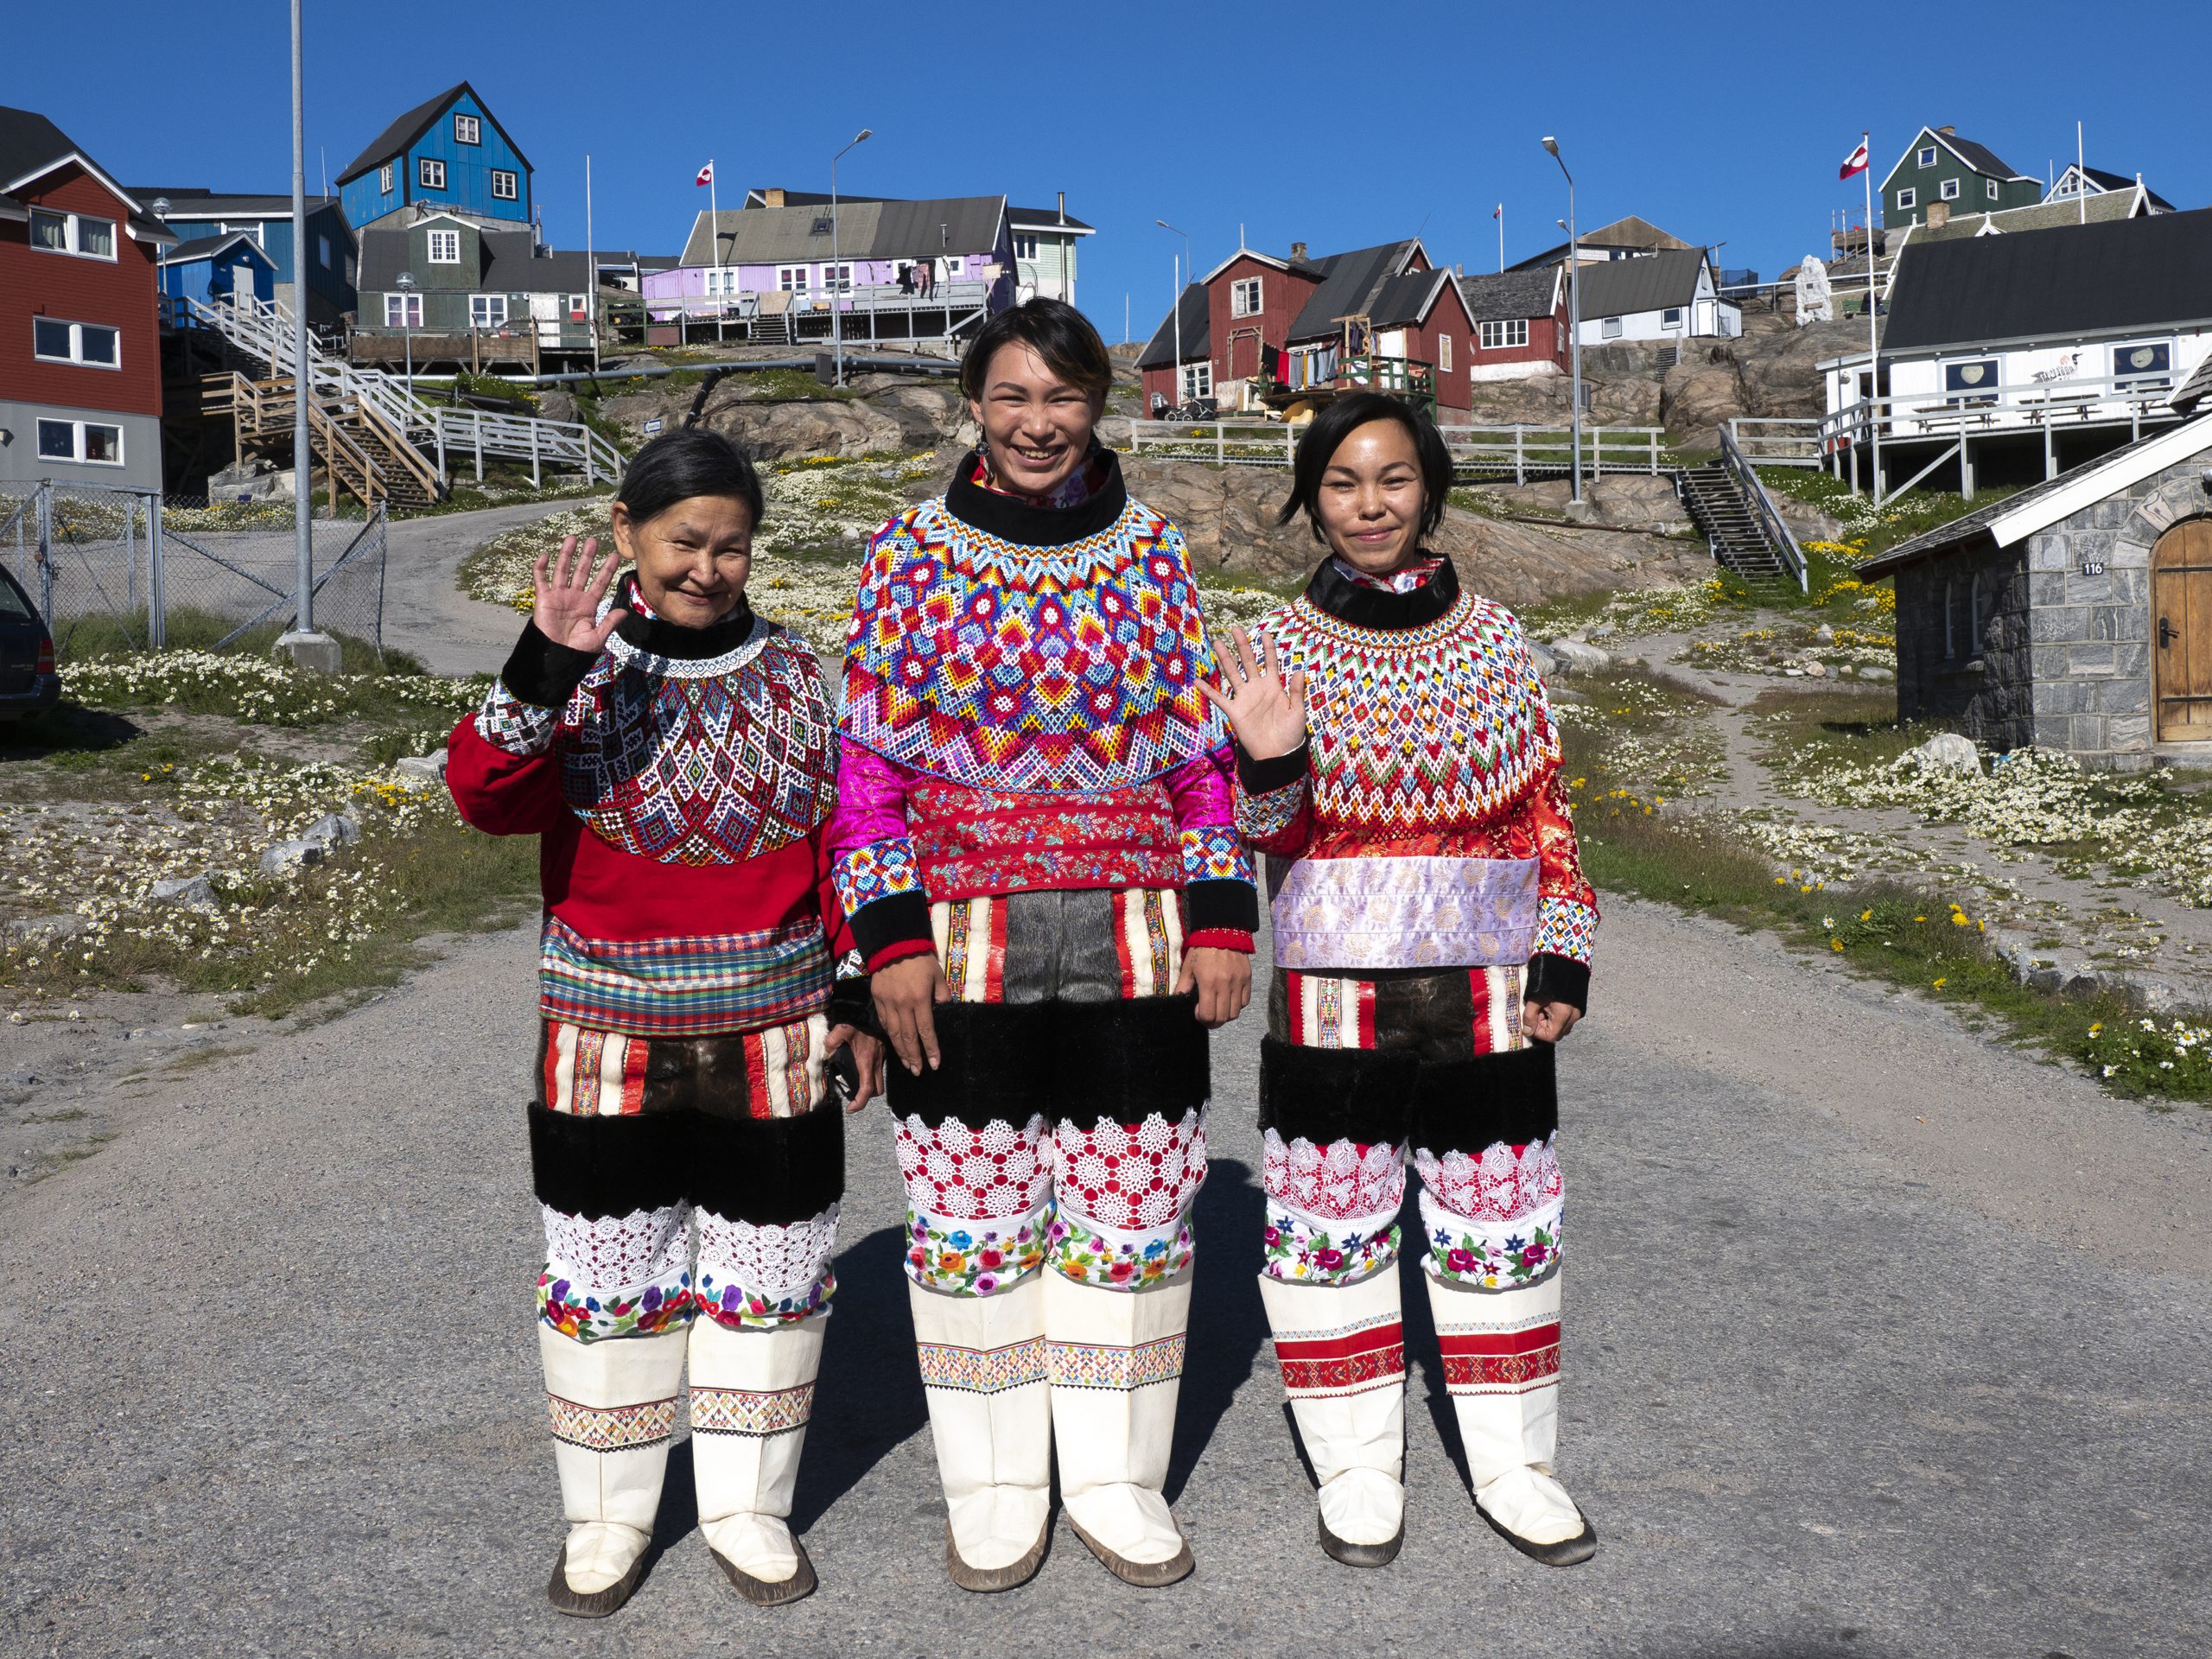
[641,191,1014,346]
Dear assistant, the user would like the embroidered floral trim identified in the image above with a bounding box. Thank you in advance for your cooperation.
[904,1203,1052,1296]
[1047,1204,1194,1289]
[538,1268,694,1342]
[1237,776,1309,843]
[547,1391,680,1452]
[1418,1189,1564,1289]
[1179,824,1253,886]
[915,1335,1050,1394]
[476,679,559,755]
[538,1201,695,1341]
[1045,1332,1186,1390]
[834,837,924,916]
[1261,1204,1401,1287]
[690,1381,816,1436]
[1262,1129,1407,1223]
[696,1205,839,1330]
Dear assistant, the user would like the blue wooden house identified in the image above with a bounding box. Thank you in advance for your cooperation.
[334,82,532,238]
[156,231,276,312]
[133,188,356,324]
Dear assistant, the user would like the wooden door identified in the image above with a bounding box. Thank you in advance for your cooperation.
[2153,520,2212,741]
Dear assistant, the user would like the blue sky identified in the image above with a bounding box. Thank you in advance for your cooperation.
[12,0,2210,342]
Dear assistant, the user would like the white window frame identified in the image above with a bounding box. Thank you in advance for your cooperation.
[470,294,508,327]
[1478,318,1529,350]
[1179,361,1213,401]
[491,169,518,202]
[454,112,480,145]
[35,417,124,467]
[1939,177,1961,201]
[1013,232,1039,260]
[28,207,118,261]
[1897,187,1917,212]
[32,317,121,368]
[384,293,422,327]
[569,292,588,320]
[317,232,332,268]
[1986,178,2000,201]
[1437,334,1452,372]
[378,162,394,194]
[419,156,447,191]
[1918,145,1937,168]
[1230,277,1263,318]
[2112,340,2174,391]
[1662,306,1684,329]
[426,228,461,264]
[1601,316,1624,340]
[824,263,853,294]
[777,264,810,293]
[704,268,741,296]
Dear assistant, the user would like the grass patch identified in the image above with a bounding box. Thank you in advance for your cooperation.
[1747,686,1923,775]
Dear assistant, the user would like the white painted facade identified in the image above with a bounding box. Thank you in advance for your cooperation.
[1821,327,2212,440]
[1573,259,1741,344]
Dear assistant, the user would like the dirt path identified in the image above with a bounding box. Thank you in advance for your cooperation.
[380,501,571,677]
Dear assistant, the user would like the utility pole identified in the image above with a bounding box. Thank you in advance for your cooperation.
[830,128,872,386]
[1542,137,1583,503]
[277,0,338,671]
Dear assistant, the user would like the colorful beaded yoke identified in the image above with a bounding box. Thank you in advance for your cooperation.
[842,496,1227,794]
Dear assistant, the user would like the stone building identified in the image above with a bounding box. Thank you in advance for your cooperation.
[1859,411,2212,770]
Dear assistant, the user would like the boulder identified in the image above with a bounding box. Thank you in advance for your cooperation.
[1659,351,1745,447]
[1815,623,1835,643]
[537,389,580,426]
[1859,664,1895,683]
[864,383,968,450]
[704,397,906,462]
[1905,733,1981,774]
[1528,641,1559,680]
[395,749,448,781]
[1547,638,1613,675]
[149,875,219,911]
[301,812,361,851]
[260,839,324,874]
[1801,658,1827,677]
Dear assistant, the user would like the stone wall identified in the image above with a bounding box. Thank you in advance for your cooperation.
[1895,542,2031,749]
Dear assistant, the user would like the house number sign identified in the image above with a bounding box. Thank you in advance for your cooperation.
[2081,560,2107,576]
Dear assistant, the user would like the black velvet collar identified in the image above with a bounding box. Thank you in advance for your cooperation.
[942,447,1128,547]
[1305,553,1459,631]
[613,575,757,660]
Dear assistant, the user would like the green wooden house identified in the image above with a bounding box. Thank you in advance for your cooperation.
[1881,126,2042,228]
[353,213,594,371]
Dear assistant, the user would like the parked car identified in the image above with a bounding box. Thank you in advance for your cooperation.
[0,566,60,721]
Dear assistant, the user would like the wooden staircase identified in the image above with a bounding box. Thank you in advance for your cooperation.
[1678,462,1790,581]
[209,373,400,512]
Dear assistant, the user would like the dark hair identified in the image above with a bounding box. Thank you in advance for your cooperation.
[1275,391,1453,543]
[960,296,1115,403]
[614,428,764,528]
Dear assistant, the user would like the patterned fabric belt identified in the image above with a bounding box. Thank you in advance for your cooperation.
[538,912,832,1036]
[1268,854,1538,970]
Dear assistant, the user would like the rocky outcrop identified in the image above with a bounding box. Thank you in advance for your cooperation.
[705,397,908,461]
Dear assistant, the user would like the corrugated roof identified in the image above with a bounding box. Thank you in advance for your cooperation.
[1458,268,1558,321]
[1135,282,1211,369]
[1573,248,1707,318]
[680,196,1004,267]
[358,225,589,294]
[1883,207,2212,353]
[1285,241,1418,340]
[1365,268,1447,329]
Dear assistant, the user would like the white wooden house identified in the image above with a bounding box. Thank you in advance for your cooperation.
[1571,249,1740,345]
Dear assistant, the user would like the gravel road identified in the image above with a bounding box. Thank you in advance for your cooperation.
[380,501,574,676]
[4,894,2209,1658]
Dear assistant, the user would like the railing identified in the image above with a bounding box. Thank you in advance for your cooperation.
[1727,416,1826,466]
[432,406,622,489]
[226,373,387,513]
[645,279,993,321]
[1717,422,1808,591]
[1127,419,1672,476]
[1821,366,2184,449]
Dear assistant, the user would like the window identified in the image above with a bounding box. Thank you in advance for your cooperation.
[1943,358,1999,405]
[317,233,332,268]
[1180,361,1212,400]
[384,293,422,327]
[569,293,588,320]
[379,162,394,195]
[825,264,853,293]
[1014,232,1039,261]
[1897,187,1917,212]
[427,229,460,264]
[470,294,507,327]
[419,157,446,191]
[1939,177,1961,201]
[32,317,120,367]
[1986,179,2001,201]
[704,268,741,295]
[1479,318,1529,350]
[2113,340,2173,391]
[1438,334,1452,372]
[35,418,124,466]
[491,170,518,201]
[1601,316,1624,339]
[1230,277,1263,318]
[1918,145,1937,168]
[1662,307,1683,328]
[29,208,117,260]
[777,265,810,292]
[454,113,480,145]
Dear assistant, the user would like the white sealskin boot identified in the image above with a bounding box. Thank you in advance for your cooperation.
[1044,1265,1196,1586]
[689,1311,827,1605]
[1259,1270,1407,1567]
[908,1274,1052,1592]
[1424,1270,1596,1566]
[539,1322,690,1616]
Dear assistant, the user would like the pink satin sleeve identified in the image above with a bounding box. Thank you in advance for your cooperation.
[827,737,916,861]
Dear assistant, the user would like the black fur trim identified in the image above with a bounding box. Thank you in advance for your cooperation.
[824,976,880,1039]
[1235,741,1310,794]
[850,891,932,963]
[885,1001,1057,1127]
[1052,995,1212,1125]
[500,621,601,709]
[944,448,1128,547]
[1185,879,1260,938]
[1305,553,1459,632]
[690,1106,847,1225]
[1408,1043,1559,1155]
[1523,953,1590,1014]
[528,1104,690,1218]
[1257,1036,1418,1145]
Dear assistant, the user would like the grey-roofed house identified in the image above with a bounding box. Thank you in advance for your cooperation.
[1008,197,1093,305]
[354,214,596,371]
[1456,268,1568,380]
[1898,182,2156,247]
[645,194,1014,345]
[1571,247,1739,344]
[1856,413,2212,766]
[1506,214,1697,273]
[133,187,355,323]
[2047,163,2176,214]
[1135,282,1214,410]
[1880,125,2042,229]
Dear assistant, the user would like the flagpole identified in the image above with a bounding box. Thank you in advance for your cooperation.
[1497,204,1504,274]
[1865,129,1882,504]
[709,162,723,344]
[586,153,599,375]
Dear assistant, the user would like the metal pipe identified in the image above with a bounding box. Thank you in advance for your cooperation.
[495,354,961,387]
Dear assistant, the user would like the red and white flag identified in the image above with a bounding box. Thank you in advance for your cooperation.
[1493,202,1502,219]
[1838,137,1869,180]
[695,161,715,187]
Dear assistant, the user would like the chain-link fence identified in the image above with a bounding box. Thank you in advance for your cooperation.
[0,482,386,660]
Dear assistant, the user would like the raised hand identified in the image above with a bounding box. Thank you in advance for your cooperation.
[531,534,627,654]
[1196,625,1308,760]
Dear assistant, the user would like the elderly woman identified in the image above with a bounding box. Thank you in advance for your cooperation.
[830,298,1255,1591]
[1198,392,1599,1570]
[448,430,880,1616]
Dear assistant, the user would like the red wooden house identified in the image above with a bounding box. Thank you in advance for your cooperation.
[0,105,175,492]
[1137,238,1480,419]
[1455,268,1572,380]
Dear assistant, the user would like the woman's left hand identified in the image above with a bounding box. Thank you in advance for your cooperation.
[825,1024,886,1112]
[1177,947,1252,1027]
[1522,1001,1581,1044]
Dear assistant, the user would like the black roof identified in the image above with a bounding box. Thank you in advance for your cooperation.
[1285,241,1418,340]
[1135,282,1211,369]
[1458,267,1559,321]
[0,105,174,243]
[1007,204,1095,232]
[337,82,531,187]
[1365,267,1448,330]
[2070,165,2177,212]
[132,188,343,219]
[1883,207,2212,353]
[1573,248,1708,317]
[1943,131,2025,180]
[162,230,274,264]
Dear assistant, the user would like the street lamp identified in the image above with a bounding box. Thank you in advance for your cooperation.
[1541,136,1585,504]
[830,127,871,386]
[274,0,336,669]
[395,270,416,395]
[1156,219,1192,411]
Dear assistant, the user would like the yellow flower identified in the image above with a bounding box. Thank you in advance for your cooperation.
[1914,915,1926,923]
[1932,977,1948,988]
[1859,909,1872,921]
[1831,938,1845,952]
